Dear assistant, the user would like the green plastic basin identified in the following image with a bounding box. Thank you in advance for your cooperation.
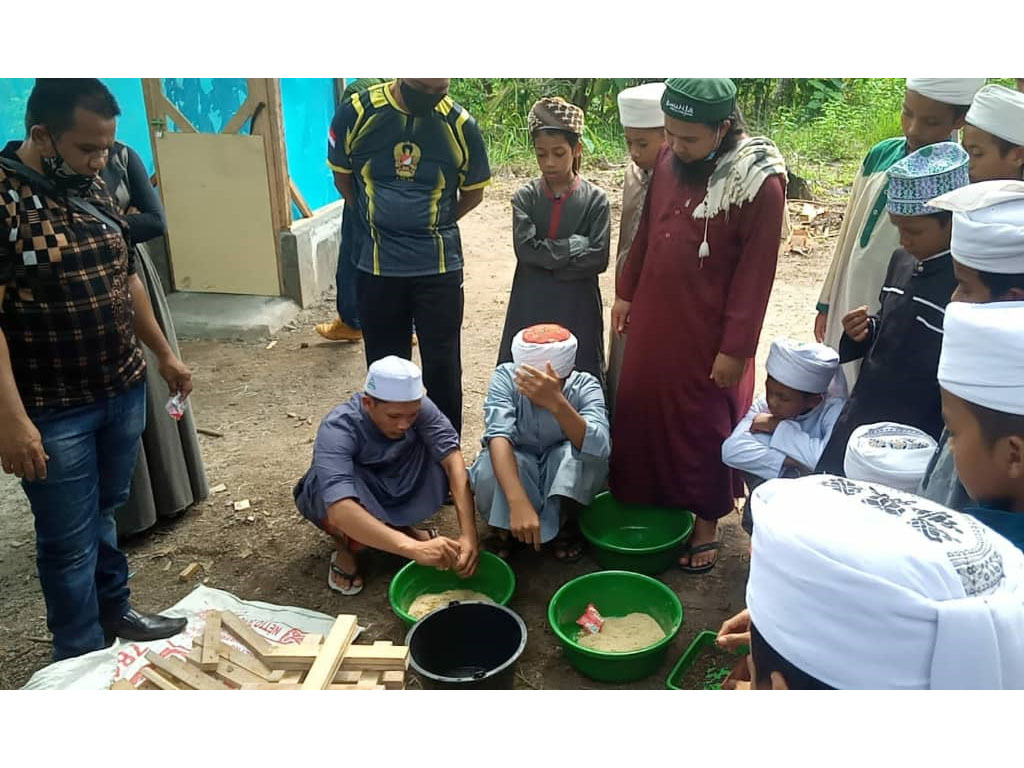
[388,551,516,626]
[580,491,694,574]
[547,570,684,683]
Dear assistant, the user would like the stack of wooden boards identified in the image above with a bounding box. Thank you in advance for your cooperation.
[109,611,408,691]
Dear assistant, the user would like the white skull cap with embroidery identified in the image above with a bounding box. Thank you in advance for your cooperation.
[843,422,937,492]
[364,356,424,402]
[747,474,1024,689]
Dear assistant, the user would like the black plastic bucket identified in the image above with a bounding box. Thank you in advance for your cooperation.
[404,601,527,689]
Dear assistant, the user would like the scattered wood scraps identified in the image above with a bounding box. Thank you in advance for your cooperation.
[265,340,278,350]
[178,562,202,582]
[196,427,224,438]
[233,499,251,512]
[210,483,227,494]
[108,611,407,691]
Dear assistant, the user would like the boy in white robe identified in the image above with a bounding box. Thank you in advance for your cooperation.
[722,338,844,482]
[722,337,844,534]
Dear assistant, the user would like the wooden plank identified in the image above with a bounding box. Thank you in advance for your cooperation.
[110,679,137,690]
[241,683,303,690]
[178,562,201,582]
[219,612,273,659]
[140,666,184,691]
[382,671,405,691]
[290,179,314,219]
[329,683,386,690]
[301,615,359,690]
[144,650,230,691]
[332,670,362,685]
[213,660,268,689]
[221,94,260,136]
[249,77,291,253]
[279,671,304,684]
[337,644,410,672]
[191,635,281,681]
[199,612,222,671]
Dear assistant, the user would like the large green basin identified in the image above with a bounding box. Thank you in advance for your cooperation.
[388,551,516,626]
[547,570,684,683]
[580,491,694,574]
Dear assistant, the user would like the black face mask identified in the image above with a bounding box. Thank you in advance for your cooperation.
[400,81,445,116]
[41,134,96,196]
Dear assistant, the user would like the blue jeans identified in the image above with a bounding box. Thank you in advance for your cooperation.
[335,208,362,329]
[22,382,147,661]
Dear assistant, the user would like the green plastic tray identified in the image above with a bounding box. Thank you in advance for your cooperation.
[665,630,749,690]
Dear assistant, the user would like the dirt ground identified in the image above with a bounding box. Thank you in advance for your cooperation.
[0,167,833,690]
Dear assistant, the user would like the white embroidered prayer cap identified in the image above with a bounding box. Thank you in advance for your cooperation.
[747,474,1024,689]
[929,180,1024,274]
[511,324,578,378]
[906,78,987,106]
[364,356,425,402]
[765,337,840,394]
[966,84,1024,146]
[844,422,938,492]
[617,82,667,129]
[938,301,1024,416]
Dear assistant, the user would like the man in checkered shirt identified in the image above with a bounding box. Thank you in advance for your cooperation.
[0,79,191,661]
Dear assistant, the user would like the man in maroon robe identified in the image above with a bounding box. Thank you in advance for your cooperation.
[610,78,786,572]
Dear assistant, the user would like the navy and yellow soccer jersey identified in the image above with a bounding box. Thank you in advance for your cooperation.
[327,81,491,277]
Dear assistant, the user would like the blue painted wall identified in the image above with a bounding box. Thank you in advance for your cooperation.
[0,78,339,217]
[281,77,338,214]
[0,78,153,173]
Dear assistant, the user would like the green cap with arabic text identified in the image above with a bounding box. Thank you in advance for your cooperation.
[661,78,736,123]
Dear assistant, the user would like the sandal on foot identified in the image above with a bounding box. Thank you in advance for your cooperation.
[551,528,587,564]
[678,541,721,574]
[483,531,518,561]
[328,551,364,596]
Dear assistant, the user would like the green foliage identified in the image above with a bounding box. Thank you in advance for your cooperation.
[450,78,1011,198]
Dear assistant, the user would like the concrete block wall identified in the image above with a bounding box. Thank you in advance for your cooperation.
[279,200,344,308]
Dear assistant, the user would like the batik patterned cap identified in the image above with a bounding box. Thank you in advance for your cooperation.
[528,97,585,137]
[886,142,970,216]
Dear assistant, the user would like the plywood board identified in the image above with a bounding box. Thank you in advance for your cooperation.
[155,132,280,296]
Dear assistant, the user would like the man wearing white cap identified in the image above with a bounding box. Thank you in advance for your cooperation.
[723,337,844,484]
[814,78,985,386]
[745,474,1024,689]
[470,325,609,561]
[816,142,970,475]
[917,181,1024,511]
[938,301,1024,551]
[844,422,937,492]
[962,84,1024,182]
[293,356,479,595]
[607,82,666,415]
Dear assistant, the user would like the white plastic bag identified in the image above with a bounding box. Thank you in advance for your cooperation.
[22,585,353,690]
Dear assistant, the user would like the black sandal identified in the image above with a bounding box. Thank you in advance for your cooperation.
[483,530,518,561]
[678,541,721,574]
[551,524,587,564]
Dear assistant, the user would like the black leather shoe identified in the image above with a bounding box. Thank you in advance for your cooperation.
[103,609,187,643]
